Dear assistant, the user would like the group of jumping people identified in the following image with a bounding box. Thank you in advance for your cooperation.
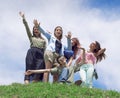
[19,11,106,88]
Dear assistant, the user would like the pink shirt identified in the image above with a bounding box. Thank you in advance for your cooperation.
[78,52,96,65]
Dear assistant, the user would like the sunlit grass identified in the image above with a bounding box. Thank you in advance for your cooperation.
[0,82,120,98]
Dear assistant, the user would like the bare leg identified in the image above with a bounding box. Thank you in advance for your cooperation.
[43,61,52,82]
[24,80,30,84]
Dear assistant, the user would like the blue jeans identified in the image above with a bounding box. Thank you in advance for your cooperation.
[79,64,94,88]
[58,67,69,82]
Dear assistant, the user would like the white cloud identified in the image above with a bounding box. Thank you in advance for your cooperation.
[0,0,120,92]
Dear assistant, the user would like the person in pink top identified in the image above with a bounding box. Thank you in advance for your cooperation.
[76,41,106,88]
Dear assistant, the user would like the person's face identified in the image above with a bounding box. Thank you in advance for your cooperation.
[54,27,62,38]
[58,56,66,66]
[71,39,76,46]
[89,42,96,50]
[33,27,40,36]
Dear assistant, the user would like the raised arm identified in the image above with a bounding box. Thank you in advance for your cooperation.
[33,19,51,41]
[76,47,86,66]
[65,32,72,50]
[73,48,86,72]
[25,69,51,75]
[64,32,74,67]
[19,12,32,42]
[96,48,106,57]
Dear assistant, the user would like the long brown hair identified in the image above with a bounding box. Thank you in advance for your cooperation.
[93,41,106,63]
[54,26,63,40]
[72,38,81,59]
[32,26,44,39]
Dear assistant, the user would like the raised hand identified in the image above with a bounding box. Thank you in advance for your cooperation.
[97,48,106,56]
[65,31,72,39]
[33,19,40,27]
[19,11,25,19]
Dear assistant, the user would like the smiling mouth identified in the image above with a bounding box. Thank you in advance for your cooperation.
[57,33,61,34]
[34,32,39,33]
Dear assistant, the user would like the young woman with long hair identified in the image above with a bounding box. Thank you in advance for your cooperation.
[19,12,46,84]
[76,41,106,88]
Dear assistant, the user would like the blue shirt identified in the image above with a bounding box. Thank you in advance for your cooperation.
[38,26,72,55]
[64,50,74,62]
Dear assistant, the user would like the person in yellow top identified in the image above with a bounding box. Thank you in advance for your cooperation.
[19,12,46,84]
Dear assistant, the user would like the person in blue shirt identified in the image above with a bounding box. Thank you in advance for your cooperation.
[33,19,72,82]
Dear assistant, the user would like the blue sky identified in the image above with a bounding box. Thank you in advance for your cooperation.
[0,0,120,92]
[88,0,120,8]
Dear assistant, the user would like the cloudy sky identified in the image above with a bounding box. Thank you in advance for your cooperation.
[0,0,120,92]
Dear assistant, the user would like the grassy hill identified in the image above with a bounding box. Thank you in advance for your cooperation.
[0,82,120,98]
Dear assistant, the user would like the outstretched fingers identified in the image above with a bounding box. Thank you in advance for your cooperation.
[19,11,25,18]
[33,19,40,27]
[65,31,72,39]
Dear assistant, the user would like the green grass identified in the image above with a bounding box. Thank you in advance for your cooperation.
[0,82,120,98]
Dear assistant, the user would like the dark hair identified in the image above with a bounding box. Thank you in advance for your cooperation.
[93,41,106,63]
[32,26,44,39]
[54,26,63,40]
[72,38,81,59]
[56,55,65,64]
